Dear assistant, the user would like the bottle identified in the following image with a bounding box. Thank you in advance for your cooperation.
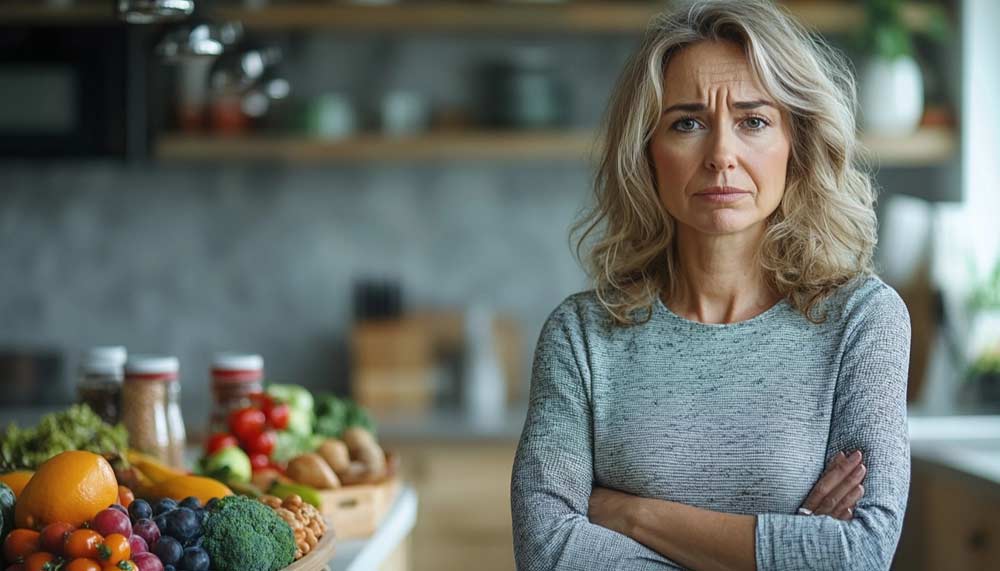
[462,305,506,426]
[209,353,264,435]
[121,355,184,468]
[77,346,127,424]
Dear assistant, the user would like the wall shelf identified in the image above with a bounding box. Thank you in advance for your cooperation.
[1,1,939,35]
[157,126,957,165]
[156,130,599,162]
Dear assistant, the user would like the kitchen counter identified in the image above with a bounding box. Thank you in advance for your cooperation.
[907,414,1000,489]
[329,485,418,571]
[373,404,528,443]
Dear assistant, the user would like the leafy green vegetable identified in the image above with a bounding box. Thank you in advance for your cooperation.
[270,431,323,464]
[0,404,129,472]
[202,495,296,571]
[314,393,376,438]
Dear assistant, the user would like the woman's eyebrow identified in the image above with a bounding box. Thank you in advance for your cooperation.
[662,100,777,114]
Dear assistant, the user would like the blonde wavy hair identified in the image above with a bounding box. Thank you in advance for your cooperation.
[571,0,878,326]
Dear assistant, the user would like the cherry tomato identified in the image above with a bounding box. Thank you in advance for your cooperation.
[97,534,130,566]
[3,529,41,563]
[23,552,59,571]
[117,486,135,509]
[64,530,103,560]
[265,402,290,430]
[245,430,276,456]
[101,560,137,571]
[204,433,240,456]
[228,407,266,444]
[248,392,274,410]
[249,453,271,471]
[65,559,102,571]
[40,522,76,556]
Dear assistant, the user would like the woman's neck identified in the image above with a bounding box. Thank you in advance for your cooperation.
[665,226,781,324]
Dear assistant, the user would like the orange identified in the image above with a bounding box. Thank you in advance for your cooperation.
[15,451,118,530]
[150,475,232,505]
[0,470,34,498]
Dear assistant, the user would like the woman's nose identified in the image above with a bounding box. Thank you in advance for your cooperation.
[704,128,738,171]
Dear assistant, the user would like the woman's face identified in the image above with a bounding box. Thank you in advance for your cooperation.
[650,40,791,238]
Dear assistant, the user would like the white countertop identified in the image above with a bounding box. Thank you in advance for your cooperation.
[329,485,418,571]
[908,414,1000,487]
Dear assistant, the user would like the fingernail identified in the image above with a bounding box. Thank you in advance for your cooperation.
[851,450,862,461]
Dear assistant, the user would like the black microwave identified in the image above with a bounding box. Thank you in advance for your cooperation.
[0,24,155,159]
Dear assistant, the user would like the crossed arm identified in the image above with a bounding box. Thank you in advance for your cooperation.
[511,288,911,570]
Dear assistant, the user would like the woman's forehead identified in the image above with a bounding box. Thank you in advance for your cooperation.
[664,41,769,104]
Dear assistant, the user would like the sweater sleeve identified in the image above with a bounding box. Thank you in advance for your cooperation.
[511,301,686,570]
[755,283,912,570]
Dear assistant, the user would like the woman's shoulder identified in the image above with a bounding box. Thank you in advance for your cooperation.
[827,273,910,332]
[543,290,608,332]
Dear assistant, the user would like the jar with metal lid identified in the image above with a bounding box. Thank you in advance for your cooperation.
[209,353,264,435]
[121,355,186,468]
[77,346,127,425]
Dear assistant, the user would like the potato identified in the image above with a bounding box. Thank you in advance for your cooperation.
[287,453,341,489]
[342,427,386,482]
[317,439,351,474]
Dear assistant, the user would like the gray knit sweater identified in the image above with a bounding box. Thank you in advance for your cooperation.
[511,274,911,570]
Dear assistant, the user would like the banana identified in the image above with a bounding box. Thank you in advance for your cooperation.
[127,449,184,485]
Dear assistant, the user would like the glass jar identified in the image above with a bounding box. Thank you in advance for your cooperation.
[77,346,127,425]
[121,355,183,468]
[165,375,187,469]
[208,353,264,435]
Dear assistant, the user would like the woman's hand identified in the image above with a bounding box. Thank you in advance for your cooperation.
[799,450,866,520]
[588,486,641,536]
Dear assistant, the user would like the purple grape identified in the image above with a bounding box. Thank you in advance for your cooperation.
[133,517,162,547]
[129,534,149,555]
[133,551,165,571]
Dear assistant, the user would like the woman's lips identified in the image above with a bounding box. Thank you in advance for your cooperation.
[695,189,750,203]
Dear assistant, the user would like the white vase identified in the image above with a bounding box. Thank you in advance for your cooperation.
[859,55,924,136]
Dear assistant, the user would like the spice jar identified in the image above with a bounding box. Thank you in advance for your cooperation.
[77,346,127,425]
[209,353,264,435]
[122,355,185,468]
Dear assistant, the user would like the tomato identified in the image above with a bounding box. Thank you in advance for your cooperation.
[248,392,274,410]
[204,433,239,456]
[97,534,129,566]
[117,486,134,509]
[249,453,271,472]
[101,561,136,571]
[244,430,276,456]
[265,402,290,430]
[22,552,59,571]
[65,559,102,571]
[3,529,41,563]
[228,407,266,444]
[40,522,76,556]
[64,530,103,560]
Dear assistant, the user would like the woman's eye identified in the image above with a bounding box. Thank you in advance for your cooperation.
[743,116,770,130]
[672,118,701,132]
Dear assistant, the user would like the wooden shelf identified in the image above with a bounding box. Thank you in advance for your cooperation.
[0,2,938,35]
[860,126,957,167]
[217,2,937,34]
[157,126,956,165]
[156,130,599,162]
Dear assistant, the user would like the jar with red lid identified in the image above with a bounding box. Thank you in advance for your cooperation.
[209,353,264,435]
[121,355,186,468]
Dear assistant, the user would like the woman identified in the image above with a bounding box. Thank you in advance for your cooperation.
[510,1,911,570]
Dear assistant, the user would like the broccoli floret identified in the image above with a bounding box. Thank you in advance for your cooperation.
[202,495,296,571]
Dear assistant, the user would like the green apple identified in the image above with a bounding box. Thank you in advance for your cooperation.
[203,445,252,484]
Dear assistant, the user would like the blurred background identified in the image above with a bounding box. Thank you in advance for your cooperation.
[0,0,998,569]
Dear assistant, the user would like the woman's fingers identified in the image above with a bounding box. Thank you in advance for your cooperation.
[800,450,864,518]
[833,484,865,520]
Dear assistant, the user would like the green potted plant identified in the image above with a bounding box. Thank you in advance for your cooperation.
[855,0,950,136]
[964,260,1000,403]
